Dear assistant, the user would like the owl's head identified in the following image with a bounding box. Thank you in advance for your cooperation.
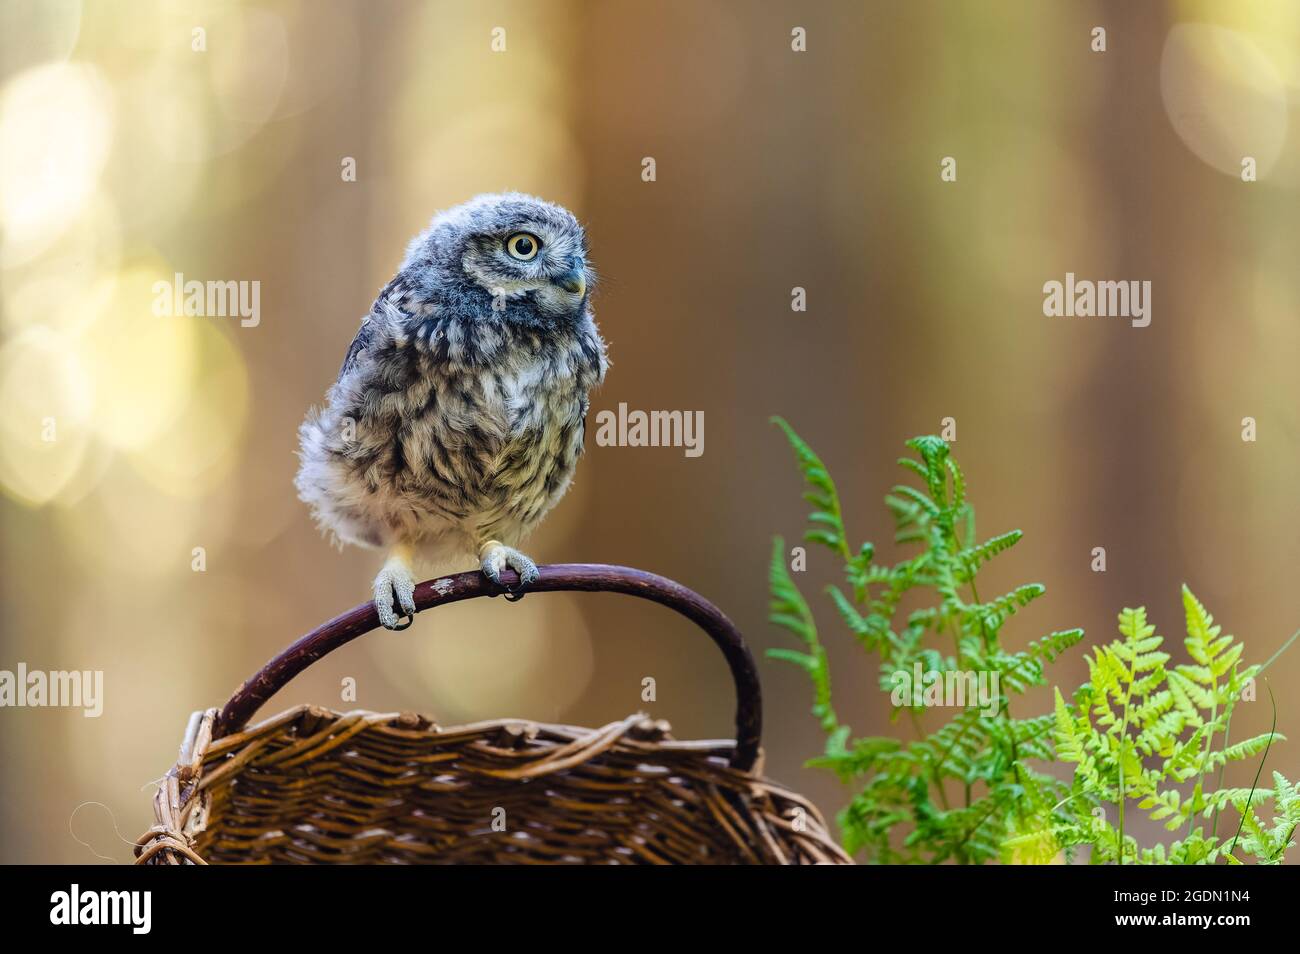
[401,192,593,327]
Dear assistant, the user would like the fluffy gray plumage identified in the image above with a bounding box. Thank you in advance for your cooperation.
[296,193,608,628]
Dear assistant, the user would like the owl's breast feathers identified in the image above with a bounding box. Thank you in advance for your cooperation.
[296,278,607,550]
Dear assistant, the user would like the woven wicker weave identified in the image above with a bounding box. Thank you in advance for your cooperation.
[136,565,852,865]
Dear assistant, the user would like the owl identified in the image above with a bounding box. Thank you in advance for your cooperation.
[296,193,608,629]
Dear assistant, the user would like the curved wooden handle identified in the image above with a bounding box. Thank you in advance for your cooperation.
[215,564,763,771]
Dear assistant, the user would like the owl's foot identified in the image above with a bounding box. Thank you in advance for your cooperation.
[373,549,418,630]
[479,540,539,599]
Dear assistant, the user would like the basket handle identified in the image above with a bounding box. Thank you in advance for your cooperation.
[215,564,763,771]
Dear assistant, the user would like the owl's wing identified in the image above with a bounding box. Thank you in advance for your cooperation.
[337,316,376,382]
[336,292,409,383]
[575,327,606,452]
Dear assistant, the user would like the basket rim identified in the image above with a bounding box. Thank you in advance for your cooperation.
[193,703,753,775]
[215,564,764,771]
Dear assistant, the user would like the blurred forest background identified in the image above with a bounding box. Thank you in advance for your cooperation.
[2,0,1299,863]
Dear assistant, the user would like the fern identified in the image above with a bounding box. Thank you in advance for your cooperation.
[768,421,1082,863]
[1041,587,1299,864]
[767,537,837,733]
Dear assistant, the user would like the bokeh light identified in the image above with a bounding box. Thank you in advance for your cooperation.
[1161,24,1288,177]
[0,62,113,266]
[0,326,92,506]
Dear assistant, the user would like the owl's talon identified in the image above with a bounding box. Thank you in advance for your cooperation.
[374,554,418,631]
[480,543,539,597]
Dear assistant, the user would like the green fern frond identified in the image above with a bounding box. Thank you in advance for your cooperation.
[766,536,838,733]
[955,529,1022,581]
[771,416,853,563]
[769,425,1081,864]
[1220,732,1287,763]
[1049,589,1298,865]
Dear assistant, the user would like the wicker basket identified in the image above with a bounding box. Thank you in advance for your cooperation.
[136,564,852,865]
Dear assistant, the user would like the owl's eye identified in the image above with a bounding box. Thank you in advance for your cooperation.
[505,232,541,261]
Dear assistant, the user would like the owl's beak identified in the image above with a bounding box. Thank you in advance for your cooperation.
[556,269,586,297]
